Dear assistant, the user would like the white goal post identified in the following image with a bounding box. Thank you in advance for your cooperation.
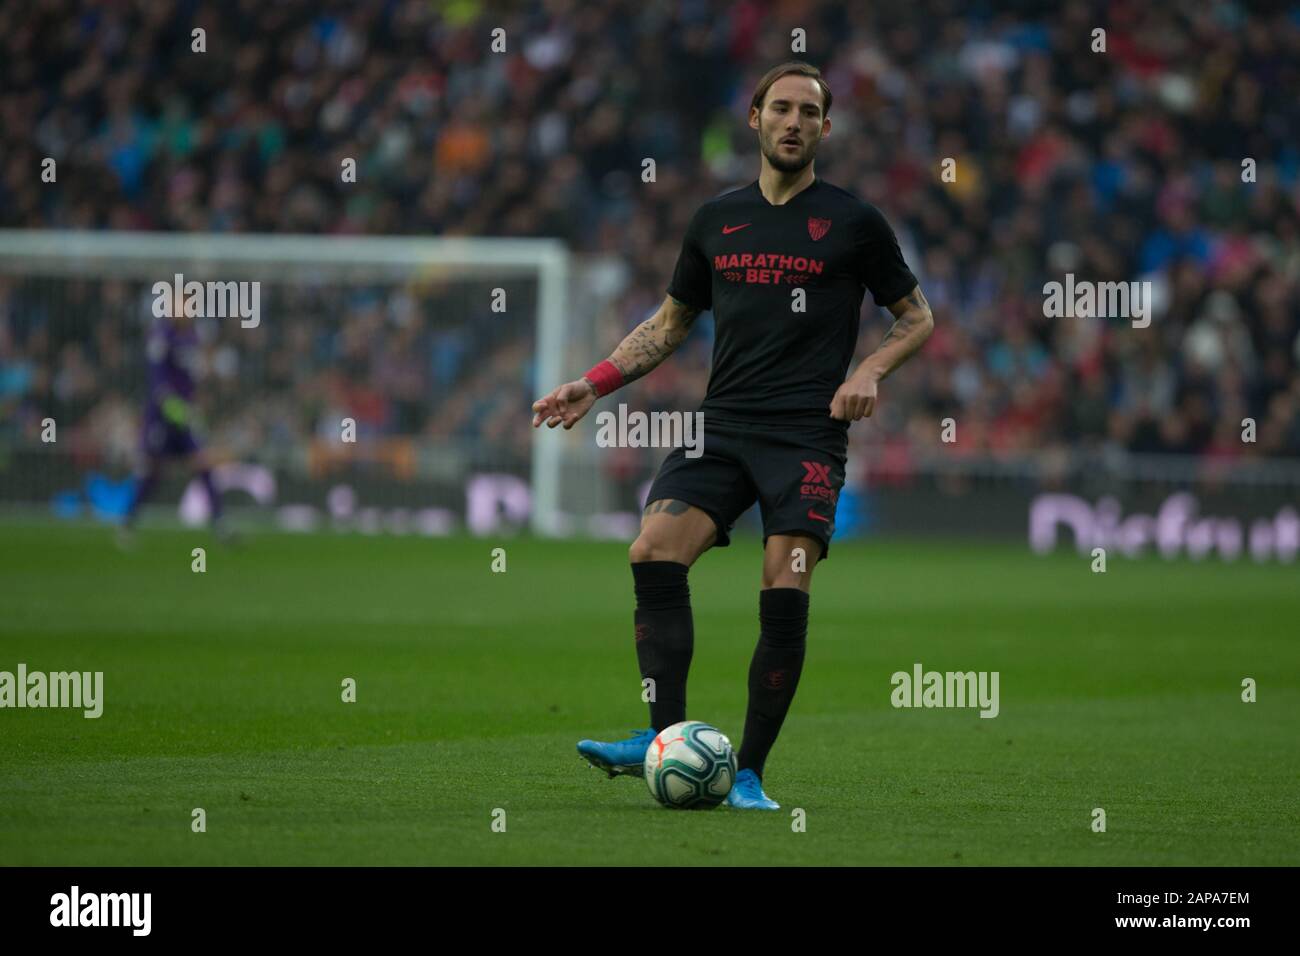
[0,229,572,535]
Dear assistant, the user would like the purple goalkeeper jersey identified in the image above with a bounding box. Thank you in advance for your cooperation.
[145,318,199,407]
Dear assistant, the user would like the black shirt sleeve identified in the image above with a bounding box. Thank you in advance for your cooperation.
[854,203,918,307]
[666,206,712,312]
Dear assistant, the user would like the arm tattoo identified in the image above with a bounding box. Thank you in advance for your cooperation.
[878,287,931,351]
[859,286,934,382]
[608,300,701,384]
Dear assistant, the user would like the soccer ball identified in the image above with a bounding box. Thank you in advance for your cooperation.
[643,720,737,809]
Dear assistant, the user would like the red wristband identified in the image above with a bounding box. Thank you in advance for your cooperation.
[583,360,625,397]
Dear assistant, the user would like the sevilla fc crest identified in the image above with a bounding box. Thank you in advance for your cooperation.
[808,217,831,241]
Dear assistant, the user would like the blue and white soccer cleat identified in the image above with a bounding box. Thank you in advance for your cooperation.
[726,768,780,810]
[577,728,656,779]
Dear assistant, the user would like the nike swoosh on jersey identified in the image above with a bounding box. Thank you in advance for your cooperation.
[721,223,752,234]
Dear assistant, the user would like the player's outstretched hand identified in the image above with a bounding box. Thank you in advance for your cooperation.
[829,373,878,422]
[531,379,597,429]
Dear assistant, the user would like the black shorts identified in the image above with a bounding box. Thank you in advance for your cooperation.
[644,416,848,560]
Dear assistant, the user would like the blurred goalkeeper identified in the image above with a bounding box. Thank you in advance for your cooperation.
[531,62,934,809]
[118,303,225,545]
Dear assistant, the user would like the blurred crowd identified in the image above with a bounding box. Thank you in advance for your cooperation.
[2,0,1299,476]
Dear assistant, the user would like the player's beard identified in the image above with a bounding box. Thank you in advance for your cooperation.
[760,119,818,173]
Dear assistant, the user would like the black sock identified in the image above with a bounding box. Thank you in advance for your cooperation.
[631,561,693,732]
[737,588,809,779]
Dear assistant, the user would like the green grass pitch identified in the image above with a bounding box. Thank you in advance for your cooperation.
[1,523,1297,865]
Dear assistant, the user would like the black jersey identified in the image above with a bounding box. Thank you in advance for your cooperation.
[666,177,917,430]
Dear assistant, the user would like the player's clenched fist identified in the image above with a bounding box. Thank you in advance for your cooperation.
[829,371,879,422]
[531,379,597,429]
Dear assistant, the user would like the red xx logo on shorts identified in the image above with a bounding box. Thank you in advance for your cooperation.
[800,460,837,504]
[801,461,831,485]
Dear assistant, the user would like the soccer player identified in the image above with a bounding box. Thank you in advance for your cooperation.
[118,304,225,545]
[531,61,934,809]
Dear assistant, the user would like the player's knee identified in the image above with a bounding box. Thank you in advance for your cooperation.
[629,534,670,564]
[761,543,818,590]
[762,567,812,591]
[629,533,693,566]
